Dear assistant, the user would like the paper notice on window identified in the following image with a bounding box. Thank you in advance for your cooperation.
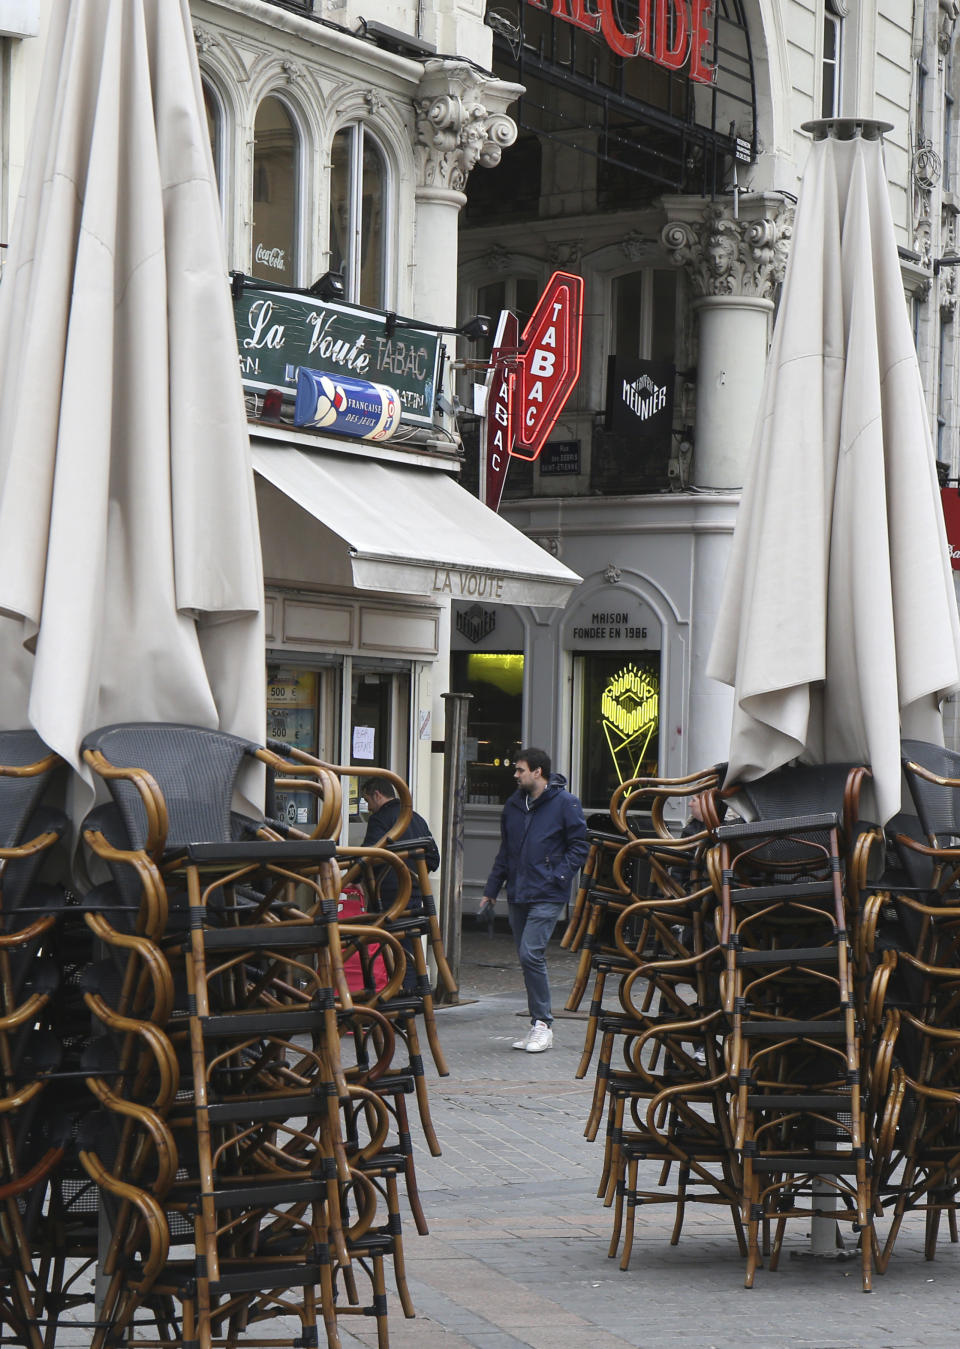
[352,725,375,760]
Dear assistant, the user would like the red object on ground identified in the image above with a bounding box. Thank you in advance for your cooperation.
[338,883,388,993]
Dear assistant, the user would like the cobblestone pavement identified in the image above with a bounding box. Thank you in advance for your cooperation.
[55,924,960,1348]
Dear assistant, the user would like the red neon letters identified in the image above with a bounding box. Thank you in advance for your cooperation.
[483,312,519,512]
[511,271,584,463]
[527,0,716,85]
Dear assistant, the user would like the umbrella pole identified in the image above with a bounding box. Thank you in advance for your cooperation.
[810,1175,840,1255]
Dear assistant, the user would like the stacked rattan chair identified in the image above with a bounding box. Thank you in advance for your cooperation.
[568,762,909,1292]
[707,765,874,1290]
[0,731,70,1349]
[0,722,453,1349]
[562,770,747,1267]
[863,741,960,1273]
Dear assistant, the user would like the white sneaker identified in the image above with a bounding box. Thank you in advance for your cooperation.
[512,1025,535,1050]
[525,1020,553,1053]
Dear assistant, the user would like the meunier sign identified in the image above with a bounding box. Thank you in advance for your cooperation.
[528,0,716,84]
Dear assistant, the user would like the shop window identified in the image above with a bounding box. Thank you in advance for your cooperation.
[202,78,223,196]
[266,660,410,830]
[252,95,300,287]
[451,651,524,805]
[266,665,330,827]
[329,125,389,307]
[576,653,660,809]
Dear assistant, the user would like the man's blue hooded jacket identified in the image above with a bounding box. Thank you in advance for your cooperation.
[484,772,589,906]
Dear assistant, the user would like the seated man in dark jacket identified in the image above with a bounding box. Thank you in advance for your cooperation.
[361,776,440,992]
[361,775,439,914]
[479,747,588,1054]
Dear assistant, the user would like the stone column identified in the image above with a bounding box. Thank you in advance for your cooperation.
[413,60,521,327]
[661,196,794,489]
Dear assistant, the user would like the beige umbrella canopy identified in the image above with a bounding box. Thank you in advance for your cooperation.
[0,0,264,810]
[707,119,960,824]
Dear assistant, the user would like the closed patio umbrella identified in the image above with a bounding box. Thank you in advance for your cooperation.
[707,119,960,824]
[0,0,264,811]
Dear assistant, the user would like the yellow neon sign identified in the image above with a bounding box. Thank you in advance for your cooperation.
[600,662,659,783]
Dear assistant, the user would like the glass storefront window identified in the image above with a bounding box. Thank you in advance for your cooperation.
[578,653,660,808]
[266,665,320,827]
[252,95,299,287]
[452,651,524,805]
[266,659,411,830]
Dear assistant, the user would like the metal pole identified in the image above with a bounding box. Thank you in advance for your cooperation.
[437,690,472,1002]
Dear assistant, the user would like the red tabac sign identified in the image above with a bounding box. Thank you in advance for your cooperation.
[941,487,960,570]
[512,271,584,463]
[527,0,716,85]
[482,311,519,513]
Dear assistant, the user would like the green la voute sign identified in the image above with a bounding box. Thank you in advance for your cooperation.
[232,285,442,427]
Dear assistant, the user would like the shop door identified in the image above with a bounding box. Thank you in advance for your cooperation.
[348,664,411,836]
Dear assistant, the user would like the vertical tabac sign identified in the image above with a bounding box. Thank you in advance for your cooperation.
[482,311,518,513]
[511,271,584,462]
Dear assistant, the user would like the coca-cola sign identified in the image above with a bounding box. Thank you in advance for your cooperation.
[941,487,960,571]
[255,243,287,272]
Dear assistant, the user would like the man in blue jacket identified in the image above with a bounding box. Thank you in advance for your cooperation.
[479,747,588,1053]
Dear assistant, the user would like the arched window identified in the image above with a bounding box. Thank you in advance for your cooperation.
[252,95,300,287]
[329,125,389,307]
[202,79,223,195]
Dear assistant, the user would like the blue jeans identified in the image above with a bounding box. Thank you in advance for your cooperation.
[508,901,564,1025]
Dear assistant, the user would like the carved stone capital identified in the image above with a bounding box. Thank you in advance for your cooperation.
[660,197,794,300]
[940,0,960,53]
[414,60,522,194]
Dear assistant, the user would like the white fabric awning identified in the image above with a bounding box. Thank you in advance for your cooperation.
[252,444,580,608]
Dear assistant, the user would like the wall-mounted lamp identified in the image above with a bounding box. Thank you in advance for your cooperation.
[934,253,960,274]
[384,311,492,341]
[308,271,346,301]
[231,270,346,302]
